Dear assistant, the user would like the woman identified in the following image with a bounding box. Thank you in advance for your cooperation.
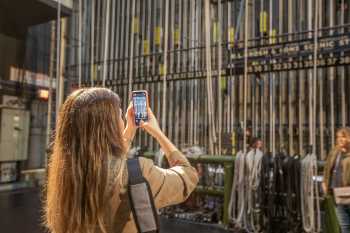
[323,127,350,233]
[44,88,199,233]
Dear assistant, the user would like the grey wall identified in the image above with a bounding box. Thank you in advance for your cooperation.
[27,100,48,169]
[0,34,24,80]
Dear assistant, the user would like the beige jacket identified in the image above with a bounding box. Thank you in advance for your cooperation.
[323,148,350,193]
[107,151,199,233]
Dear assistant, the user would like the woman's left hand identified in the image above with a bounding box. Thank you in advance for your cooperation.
[123,103,137,150]
[125,102,138,133]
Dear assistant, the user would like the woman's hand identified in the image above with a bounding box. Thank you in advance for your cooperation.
[124,102,137,132]
[140,108,163,139]
[123,103,137,148]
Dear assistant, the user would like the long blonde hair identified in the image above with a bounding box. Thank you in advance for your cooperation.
[45,88,126,233]
[336,127,350,152]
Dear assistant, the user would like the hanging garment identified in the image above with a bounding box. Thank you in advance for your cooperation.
[282,155,302,232]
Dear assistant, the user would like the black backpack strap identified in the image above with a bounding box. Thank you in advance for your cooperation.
[127,158,159,233]
[127,158,145,184]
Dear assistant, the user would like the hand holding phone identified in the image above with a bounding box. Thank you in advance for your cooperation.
[132,90,149,126]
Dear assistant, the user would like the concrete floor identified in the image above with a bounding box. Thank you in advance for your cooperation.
[0,188,46,233]
[0,188,231,233]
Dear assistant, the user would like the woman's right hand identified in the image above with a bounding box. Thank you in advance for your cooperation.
[140,108,163,139]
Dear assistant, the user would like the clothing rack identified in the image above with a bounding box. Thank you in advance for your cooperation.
[229,150,321,233]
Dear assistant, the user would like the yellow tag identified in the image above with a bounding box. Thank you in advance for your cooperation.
[174,28,180,45]
[213,22,219,43]
[231,131,236,156]
[143,40,150,54]
[92,64,97,81]
[220,76,227,90]
[133,17,139,33]
[260,11,267,33]
[228,27,235,47]
[155,27,162,45]
[159,64,166,75]
[270,29,277,44]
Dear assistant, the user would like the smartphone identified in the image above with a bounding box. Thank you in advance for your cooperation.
[131,90,149,126]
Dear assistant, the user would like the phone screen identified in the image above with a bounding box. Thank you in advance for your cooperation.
[132,91,148,125]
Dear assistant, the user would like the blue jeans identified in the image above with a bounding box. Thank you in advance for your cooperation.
[335,204,350,233]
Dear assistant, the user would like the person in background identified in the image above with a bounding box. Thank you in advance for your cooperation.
[249,137,263,151]
[323,127,350,233]
[44,87,198,233]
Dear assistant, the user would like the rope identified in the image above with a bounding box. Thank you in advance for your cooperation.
[217,0,223,155]
[127,0,136,93]
[78,0,82,87]
[234,0,245,42]
[243,0,249,154]
[161,0,169,132]
[229,0,248,229]
[246,148,264,232]
[312,0,319,154]
[300,153,321,233]
[268,0,275,155]
[55,0,61,122]
[329,0,335,147]
[204,0,217,154]
[102,0,111,87]
[90,0,95,87]
[301,2,321,232]
[228,150,246,228]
